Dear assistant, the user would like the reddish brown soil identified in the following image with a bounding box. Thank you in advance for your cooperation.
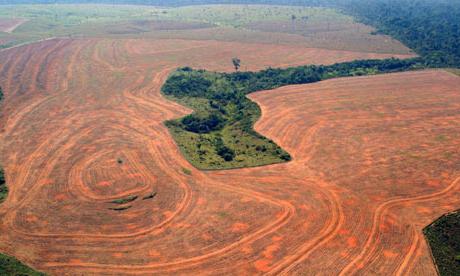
[0,38,458,275]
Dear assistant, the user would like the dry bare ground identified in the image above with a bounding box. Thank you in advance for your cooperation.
[0,38,458,275]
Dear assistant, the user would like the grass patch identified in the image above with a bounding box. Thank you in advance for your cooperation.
[216,211,228,218]
[109,195,137,205]
[436,134,448,142]
[108,205,132,211]
[424,210,460,276]
[447,68,460,77]
[0,253,46,276]
[162,58,420,170]
[182,167,192,175]
[142,191,157,200]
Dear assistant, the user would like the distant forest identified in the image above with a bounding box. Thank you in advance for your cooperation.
[0,0,459,66]
[342,0,460,67]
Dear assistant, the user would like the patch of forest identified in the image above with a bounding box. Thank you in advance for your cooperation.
[162,57,420,169]
[0,253,46,276]
[341,0,460,67]
[424,210,460,276]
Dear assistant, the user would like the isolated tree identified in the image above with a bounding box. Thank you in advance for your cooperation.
[232,57,241,71]
[0,86,3,102]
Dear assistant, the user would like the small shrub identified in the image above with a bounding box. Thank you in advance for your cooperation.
[182,168,192,175]
[110,195,137,204]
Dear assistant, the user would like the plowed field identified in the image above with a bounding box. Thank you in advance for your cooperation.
[0,38,457,275]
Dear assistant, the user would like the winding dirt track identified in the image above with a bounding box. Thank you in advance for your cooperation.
[0,38,459,275]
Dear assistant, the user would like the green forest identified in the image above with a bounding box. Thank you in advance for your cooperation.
[0,253,46,276]
[342,0,460,67]
[424,211,460,276]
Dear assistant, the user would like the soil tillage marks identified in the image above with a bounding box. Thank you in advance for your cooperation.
[0,37,458,275]
[246,70,460,275]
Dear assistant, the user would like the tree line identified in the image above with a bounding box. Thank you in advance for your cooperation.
[0,86,5,204]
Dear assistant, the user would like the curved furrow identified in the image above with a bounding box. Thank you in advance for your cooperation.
[339,176,460,275]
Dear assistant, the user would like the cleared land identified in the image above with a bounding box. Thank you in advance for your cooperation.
[0,4,413,55]
[0,35,458,275]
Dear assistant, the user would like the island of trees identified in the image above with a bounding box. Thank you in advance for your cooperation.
[162,57,420,169]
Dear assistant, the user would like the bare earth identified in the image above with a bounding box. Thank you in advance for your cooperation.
[0,38,458,275]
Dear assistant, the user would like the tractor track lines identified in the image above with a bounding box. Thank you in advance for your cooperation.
[268,185,344,275]
[339,176,460,275]
[0,38,459,275]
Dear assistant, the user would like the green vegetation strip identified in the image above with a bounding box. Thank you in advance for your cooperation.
[0,87,6,203]
[0,168,6,204]
[109,195,138,204]
[424,210,460,276]
[0,253,46,276]
[162,57,420,170]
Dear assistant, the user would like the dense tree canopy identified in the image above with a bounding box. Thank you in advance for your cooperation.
[424,211,460,276]
[342,0,460,67]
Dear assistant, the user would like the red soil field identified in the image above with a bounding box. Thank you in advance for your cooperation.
[0,38,458,275]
